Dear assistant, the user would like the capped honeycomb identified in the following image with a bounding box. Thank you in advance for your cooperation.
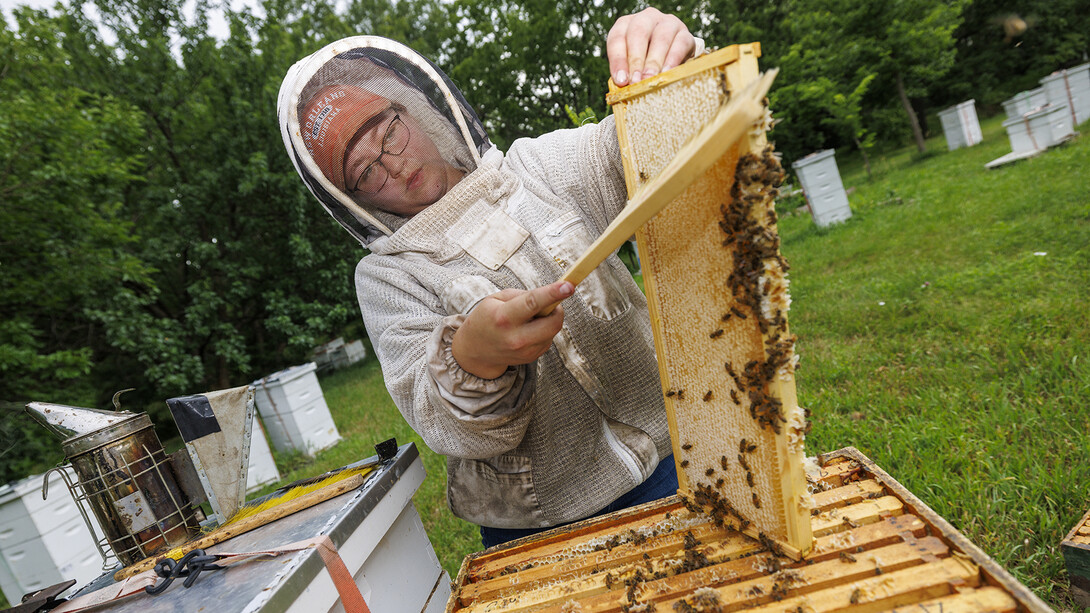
[608,43,812,558]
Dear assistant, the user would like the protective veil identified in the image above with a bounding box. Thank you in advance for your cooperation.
[278,37,670,530]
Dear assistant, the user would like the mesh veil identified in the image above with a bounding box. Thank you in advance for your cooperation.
[279,37,491,245]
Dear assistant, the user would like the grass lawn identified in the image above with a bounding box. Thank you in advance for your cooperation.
[270,114,1087,609]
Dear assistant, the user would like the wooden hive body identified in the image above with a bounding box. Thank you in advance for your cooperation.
[608,44,810,557]
[1061,507,1090,607]
[447,448,1052,613]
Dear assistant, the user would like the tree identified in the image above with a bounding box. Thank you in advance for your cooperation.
[777,0,964,154]
[0,9,148,482]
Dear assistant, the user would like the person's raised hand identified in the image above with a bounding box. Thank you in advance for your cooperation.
[451,281,575,380]
[607,7,695,87]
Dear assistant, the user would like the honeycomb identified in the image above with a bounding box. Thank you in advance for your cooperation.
[610,44,811,557]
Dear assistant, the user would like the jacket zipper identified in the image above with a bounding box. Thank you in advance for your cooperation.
[601,416,644,483]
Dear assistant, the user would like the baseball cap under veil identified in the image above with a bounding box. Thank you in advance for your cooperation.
[278,37,491,245]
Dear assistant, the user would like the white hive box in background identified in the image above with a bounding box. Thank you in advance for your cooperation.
[0,471,104,601]
[1003,102,1075,154]
[1041,63,1090,127]
[938,99,983,150]
[1001,87,1047,120]
[245,419,281,492]
[312,337,367,372]
[253,362,341,456]
[792,149,852,227]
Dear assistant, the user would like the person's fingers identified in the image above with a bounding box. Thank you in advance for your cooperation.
[624,12,655,84]
[607,16,631,85]
[662,24,696,72]
[504,281,575,323]
[488,288,526,303]
[641,15,682,78]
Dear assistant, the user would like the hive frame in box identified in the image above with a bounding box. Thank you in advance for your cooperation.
[608,43,811,558]
[446,447,1053,613]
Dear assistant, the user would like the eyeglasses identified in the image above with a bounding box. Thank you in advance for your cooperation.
[348,113,409,195]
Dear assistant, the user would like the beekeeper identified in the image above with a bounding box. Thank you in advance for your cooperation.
[278,9,704,547]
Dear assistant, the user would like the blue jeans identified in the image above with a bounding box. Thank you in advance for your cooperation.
[479,455,679,549]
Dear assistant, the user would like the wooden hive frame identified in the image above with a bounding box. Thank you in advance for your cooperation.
[1061,507,1090,607]
[446,448,1053,613]
[608,43,810,558]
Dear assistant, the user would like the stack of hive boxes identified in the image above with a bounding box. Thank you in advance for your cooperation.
[0,471,104,602]
[253,362,342,456]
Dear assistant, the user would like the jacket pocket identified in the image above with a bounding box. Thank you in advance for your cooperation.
[447,455,548,529]
[537,212,632,320]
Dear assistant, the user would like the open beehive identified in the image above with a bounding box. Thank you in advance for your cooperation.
[609,43,810,557]
[447,448,1052,613]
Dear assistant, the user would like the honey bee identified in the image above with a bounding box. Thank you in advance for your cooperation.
[731,306,748,319]
[705,468,715,477]
[720,455,729,470]
[849,589,862,605]
[665,389,676,397]
[721,312,732,322]
[682,443,692,450]
[839,551,857,563]
[680,460,689,468]
[677,389,685,400]
[752,493,761,508]
[730,389,740,405]
[716,478,725,488]
[738,438,747,454]
[710,329,724,339]
[703,390,713,402]
[639,170,649,181]
[746,442,758,453]
[746,471,755,487]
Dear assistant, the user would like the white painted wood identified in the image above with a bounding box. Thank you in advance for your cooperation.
[792,149,852,227]
[0,472,105,601]
[1041,63,1090,126]
[938,99,983,150]
[1002,87,1048,120]
[253,362,342,455]
[246,419,281,493]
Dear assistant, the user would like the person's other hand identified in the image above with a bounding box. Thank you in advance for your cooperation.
[451,281,574,380]
[607,7,695,86]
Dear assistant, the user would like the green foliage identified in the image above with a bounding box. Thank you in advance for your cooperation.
[771,0,965,158]
[565,104,599,127]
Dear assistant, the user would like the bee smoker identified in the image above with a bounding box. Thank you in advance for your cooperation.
[25,401,200,567]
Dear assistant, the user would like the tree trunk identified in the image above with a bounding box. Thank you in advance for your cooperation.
[853,135,872,178]
[895,70,926,153]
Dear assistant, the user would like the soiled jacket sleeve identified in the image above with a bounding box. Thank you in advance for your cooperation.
[355,255,536,460]
[504,114,630,236]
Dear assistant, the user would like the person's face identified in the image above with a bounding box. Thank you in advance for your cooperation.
[342,108,463,217]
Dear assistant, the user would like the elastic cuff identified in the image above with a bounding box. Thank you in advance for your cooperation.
[427,314,527,417]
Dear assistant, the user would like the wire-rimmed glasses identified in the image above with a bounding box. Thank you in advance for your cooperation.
[348,113,409,195]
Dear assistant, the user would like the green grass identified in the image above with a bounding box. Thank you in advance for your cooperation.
[274,114,1086,608]
[780,114,1090,609]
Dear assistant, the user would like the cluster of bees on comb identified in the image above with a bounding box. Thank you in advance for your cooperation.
[675,129,812,549]
[720,143,802,435]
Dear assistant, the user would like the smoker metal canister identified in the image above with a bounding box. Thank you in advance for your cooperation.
[61,413,199,566]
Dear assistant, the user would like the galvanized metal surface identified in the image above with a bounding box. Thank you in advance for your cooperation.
[70,443,448,613]
[66,418,199,565]
[24,403,137,444]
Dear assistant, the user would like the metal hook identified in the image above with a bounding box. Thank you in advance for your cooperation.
[112,388,136,410]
